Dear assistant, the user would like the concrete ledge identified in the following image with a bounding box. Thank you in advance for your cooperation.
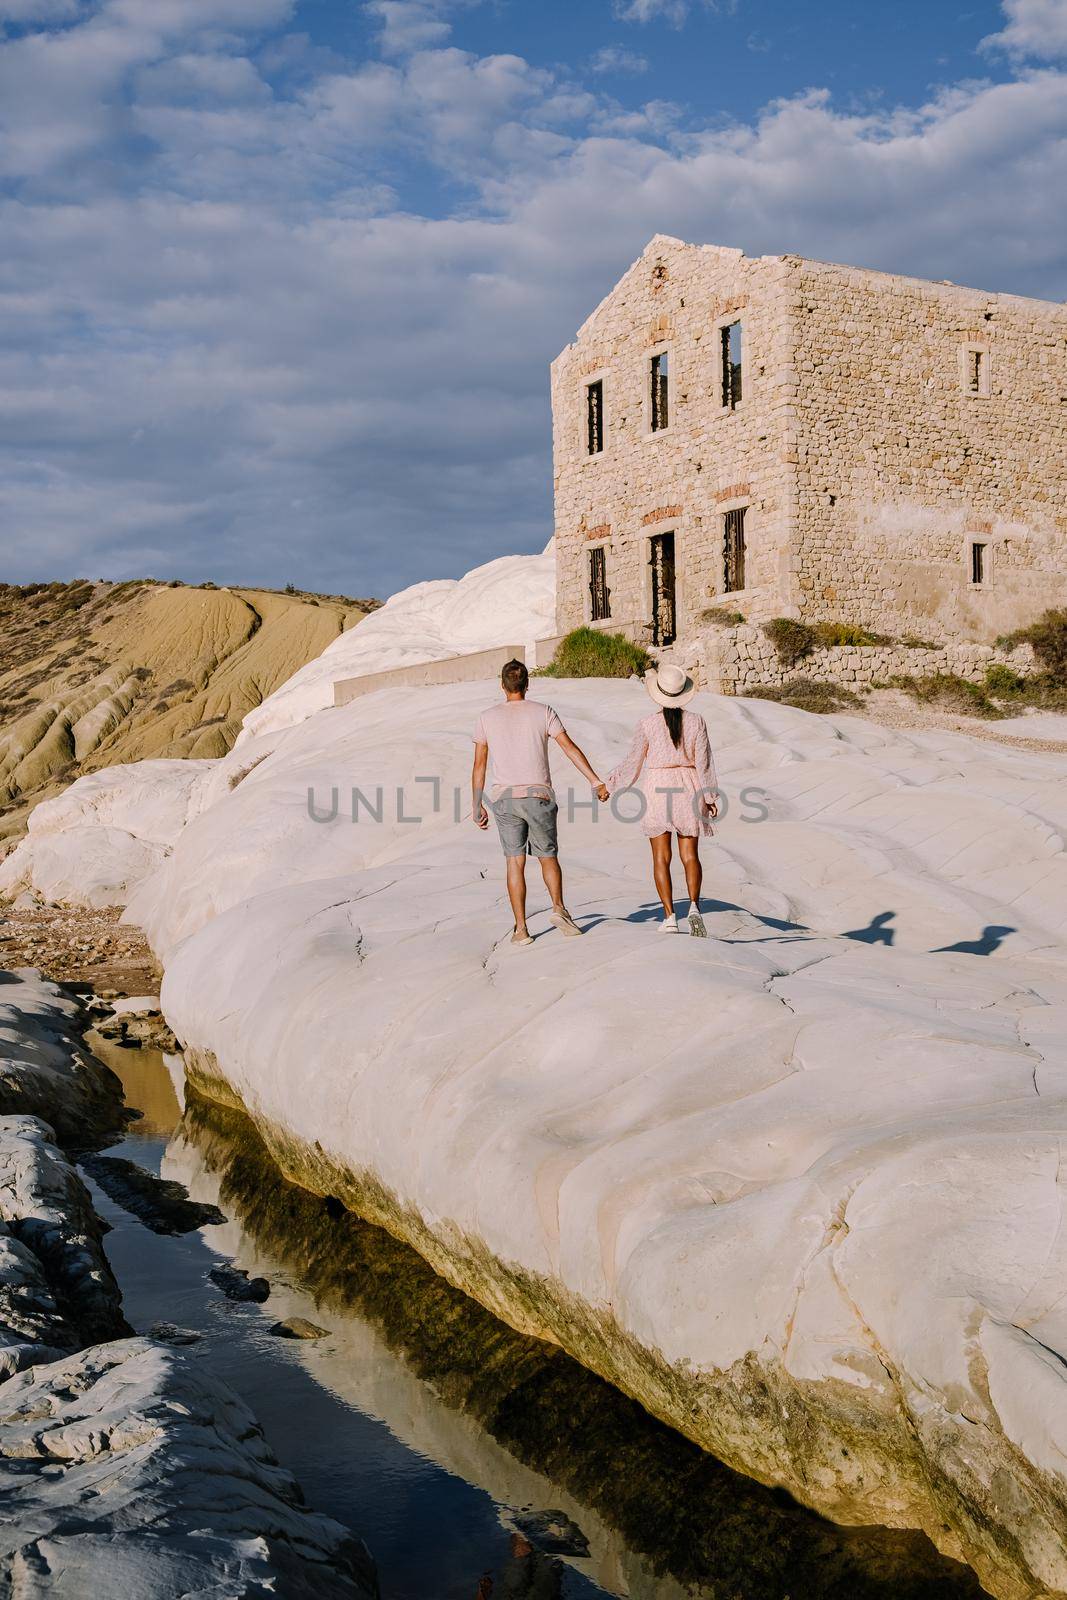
[334,621,652,704]
[334,644,527,705]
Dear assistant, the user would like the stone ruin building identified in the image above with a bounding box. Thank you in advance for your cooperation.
[550,236,1067,690]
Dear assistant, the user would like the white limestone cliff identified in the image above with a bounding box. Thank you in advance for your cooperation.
[133,677,1067,1600]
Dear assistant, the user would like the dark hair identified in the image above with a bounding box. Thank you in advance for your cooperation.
[663,706,684,747]
[501,658,529,694]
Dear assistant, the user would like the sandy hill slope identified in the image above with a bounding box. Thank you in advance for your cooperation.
[0,578,376,845]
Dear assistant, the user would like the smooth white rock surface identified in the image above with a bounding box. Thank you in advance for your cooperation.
[994,712,1067,741]
[7,666,1067,1587]
[0,544,556,906]
[0,759,212,908]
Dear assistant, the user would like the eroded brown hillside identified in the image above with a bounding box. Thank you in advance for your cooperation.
[0,578,376,844]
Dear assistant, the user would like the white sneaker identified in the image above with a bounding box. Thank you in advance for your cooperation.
[658,915,678,934]
[688,909,707,938]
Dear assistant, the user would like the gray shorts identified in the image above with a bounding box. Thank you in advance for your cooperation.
[490,794,559,858]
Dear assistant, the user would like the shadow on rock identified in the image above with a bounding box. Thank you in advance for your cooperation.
[178,1089,984,1600]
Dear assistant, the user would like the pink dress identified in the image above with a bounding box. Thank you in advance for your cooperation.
[607,709,718,838]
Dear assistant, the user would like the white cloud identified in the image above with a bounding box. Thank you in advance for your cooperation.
[0,1,1066,594]
[982,0,1067,58]
[367,0,452,57]
[0,0,82,20]
[612,0,736,23]
[366,0,490,59]
[613,0,688,23]
[590,44,648,73]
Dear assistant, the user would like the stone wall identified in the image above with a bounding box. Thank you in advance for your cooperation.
[688,623,1036,697]
[553,236,1067,653]
[790,258,1067,643]
[551,237,796,642]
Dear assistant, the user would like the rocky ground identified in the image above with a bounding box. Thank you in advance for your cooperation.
[860,684,1067,751]
[0,905,158,994]
[0,1337,379,1599]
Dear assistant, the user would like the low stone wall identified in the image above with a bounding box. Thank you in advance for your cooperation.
[690,624,1035,696]
[334,644,527,704]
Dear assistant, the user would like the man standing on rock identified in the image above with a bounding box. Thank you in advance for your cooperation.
[472,659,608,946]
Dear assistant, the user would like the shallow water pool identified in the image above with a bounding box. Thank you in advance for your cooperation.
[81,1033,986,1600]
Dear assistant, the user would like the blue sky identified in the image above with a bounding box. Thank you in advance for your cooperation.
[1,0,1065,597]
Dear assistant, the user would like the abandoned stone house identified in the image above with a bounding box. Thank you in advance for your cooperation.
[550,236,1067,673]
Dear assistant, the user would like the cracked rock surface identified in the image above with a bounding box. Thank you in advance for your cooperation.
[0,970,377,1599]
[0,1111,128,1377]
[0,972,125,1146]
[0,1337,378,1600]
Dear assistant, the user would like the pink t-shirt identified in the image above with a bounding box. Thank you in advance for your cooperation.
[472,699,565,799]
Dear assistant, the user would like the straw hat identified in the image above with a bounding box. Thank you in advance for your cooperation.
[644,661,696,708]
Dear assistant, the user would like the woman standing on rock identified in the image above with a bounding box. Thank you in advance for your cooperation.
[605,663,718,935]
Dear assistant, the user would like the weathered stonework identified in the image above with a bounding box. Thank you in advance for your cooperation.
[690,628,1036,698]
[551,236,1067,679]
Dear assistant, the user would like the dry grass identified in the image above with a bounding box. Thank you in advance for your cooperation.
[742,679,863,714]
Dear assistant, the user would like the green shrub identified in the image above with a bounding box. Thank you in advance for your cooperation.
[537,627,652,679]
[700,607,745,627]
[892,672,1002,719]
[984,663,1027,697]
[765,618,893,663]
[812,621,889,647]
[997,609,1067,684]
[900,635,939,650]
[762,617,816,667]
[742,679,862,714]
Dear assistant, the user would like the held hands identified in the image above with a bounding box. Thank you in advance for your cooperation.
[595,783,610,803]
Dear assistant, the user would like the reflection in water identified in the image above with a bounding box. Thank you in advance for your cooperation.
[170,1088,982,1600]
[89,1030,183,1137]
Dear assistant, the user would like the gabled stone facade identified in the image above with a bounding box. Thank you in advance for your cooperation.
[551,236,1067,656]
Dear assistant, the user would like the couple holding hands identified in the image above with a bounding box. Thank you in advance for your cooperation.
[471,656,718,946]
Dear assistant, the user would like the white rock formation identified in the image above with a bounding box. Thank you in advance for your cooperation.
[0,544,556,907]
[5,571,1067,1591]
[0,759,212,908]
[237,545,556,743]
[0,1337,377,1598]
